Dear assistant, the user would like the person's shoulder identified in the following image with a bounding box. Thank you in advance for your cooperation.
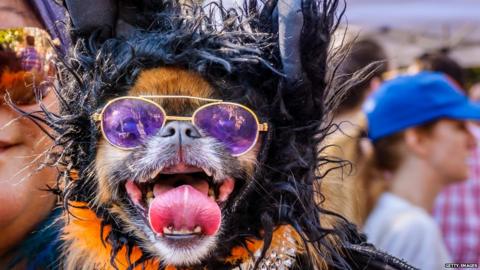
[386,206,450,268]
[368,193,414,218]
[366,193,439,237]
[388,202,438,234]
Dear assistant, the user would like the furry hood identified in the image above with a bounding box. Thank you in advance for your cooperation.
[28,0,413,269]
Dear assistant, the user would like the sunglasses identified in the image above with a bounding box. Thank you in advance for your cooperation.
[92,96,269,156]
[0,27,56,105]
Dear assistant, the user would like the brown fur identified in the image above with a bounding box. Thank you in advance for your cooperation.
[129,67,215,114]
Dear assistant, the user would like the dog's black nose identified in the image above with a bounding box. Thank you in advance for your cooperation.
[160,121,201,141]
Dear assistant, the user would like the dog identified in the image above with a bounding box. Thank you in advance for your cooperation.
[38,0,414,269]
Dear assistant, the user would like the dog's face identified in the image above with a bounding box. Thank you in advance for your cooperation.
[94,67,261,266]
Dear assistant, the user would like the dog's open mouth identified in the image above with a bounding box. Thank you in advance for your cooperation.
[124,163,235,240]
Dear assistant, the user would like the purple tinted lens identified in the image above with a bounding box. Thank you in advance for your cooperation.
[102,99,164,148]
[194,103,258,155]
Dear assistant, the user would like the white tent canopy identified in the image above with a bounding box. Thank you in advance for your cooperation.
[341,0,480,68]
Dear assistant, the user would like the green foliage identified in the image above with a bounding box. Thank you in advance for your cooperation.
[0,28,24,50]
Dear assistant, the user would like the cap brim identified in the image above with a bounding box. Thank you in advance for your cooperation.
[447,100,480,121]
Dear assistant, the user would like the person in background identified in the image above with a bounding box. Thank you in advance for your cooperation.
[433,83,480,264]
[19,35,43,72]
[0,0,64,268]
[320,38,388,226]
[333,38,388,118]
[410,51,466,89]
[361,72,479,270]
[469,82,480,101]
[411,52,480,264]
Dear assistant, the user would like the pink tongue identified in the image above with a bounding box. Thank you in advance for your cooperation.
[148,185,221,236]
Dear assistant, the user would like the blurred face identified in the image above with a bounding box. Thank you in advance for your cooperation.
[0,0,57,255]
[469,83,480,102]
[424,119,476,183]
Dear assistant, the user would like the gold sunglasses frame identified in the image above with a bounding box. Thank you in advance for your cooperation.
[92,95,269,156]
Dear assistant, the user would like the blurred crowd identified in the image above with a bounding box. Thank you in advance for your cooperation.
[0,0,479,269]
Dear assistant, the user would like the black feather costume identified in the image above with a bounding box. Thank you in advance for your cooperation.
[31,0,415,269]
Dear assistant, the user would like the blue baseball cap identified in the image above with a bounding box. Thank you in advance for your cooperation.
[363,72,480,141]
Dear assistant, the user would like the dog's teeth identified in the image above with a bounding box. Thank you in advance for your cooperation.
[204,168,213,177]
[208,188,215,199]
[172,229,194,235]
[163,227,200,235]
[145,190,154,205]
[146,197,154,206]
[150,167,164,179]
[163,227,173,234]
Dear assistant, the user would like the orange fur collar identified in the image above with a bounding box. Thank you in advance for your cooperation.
[62,202,301,270]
